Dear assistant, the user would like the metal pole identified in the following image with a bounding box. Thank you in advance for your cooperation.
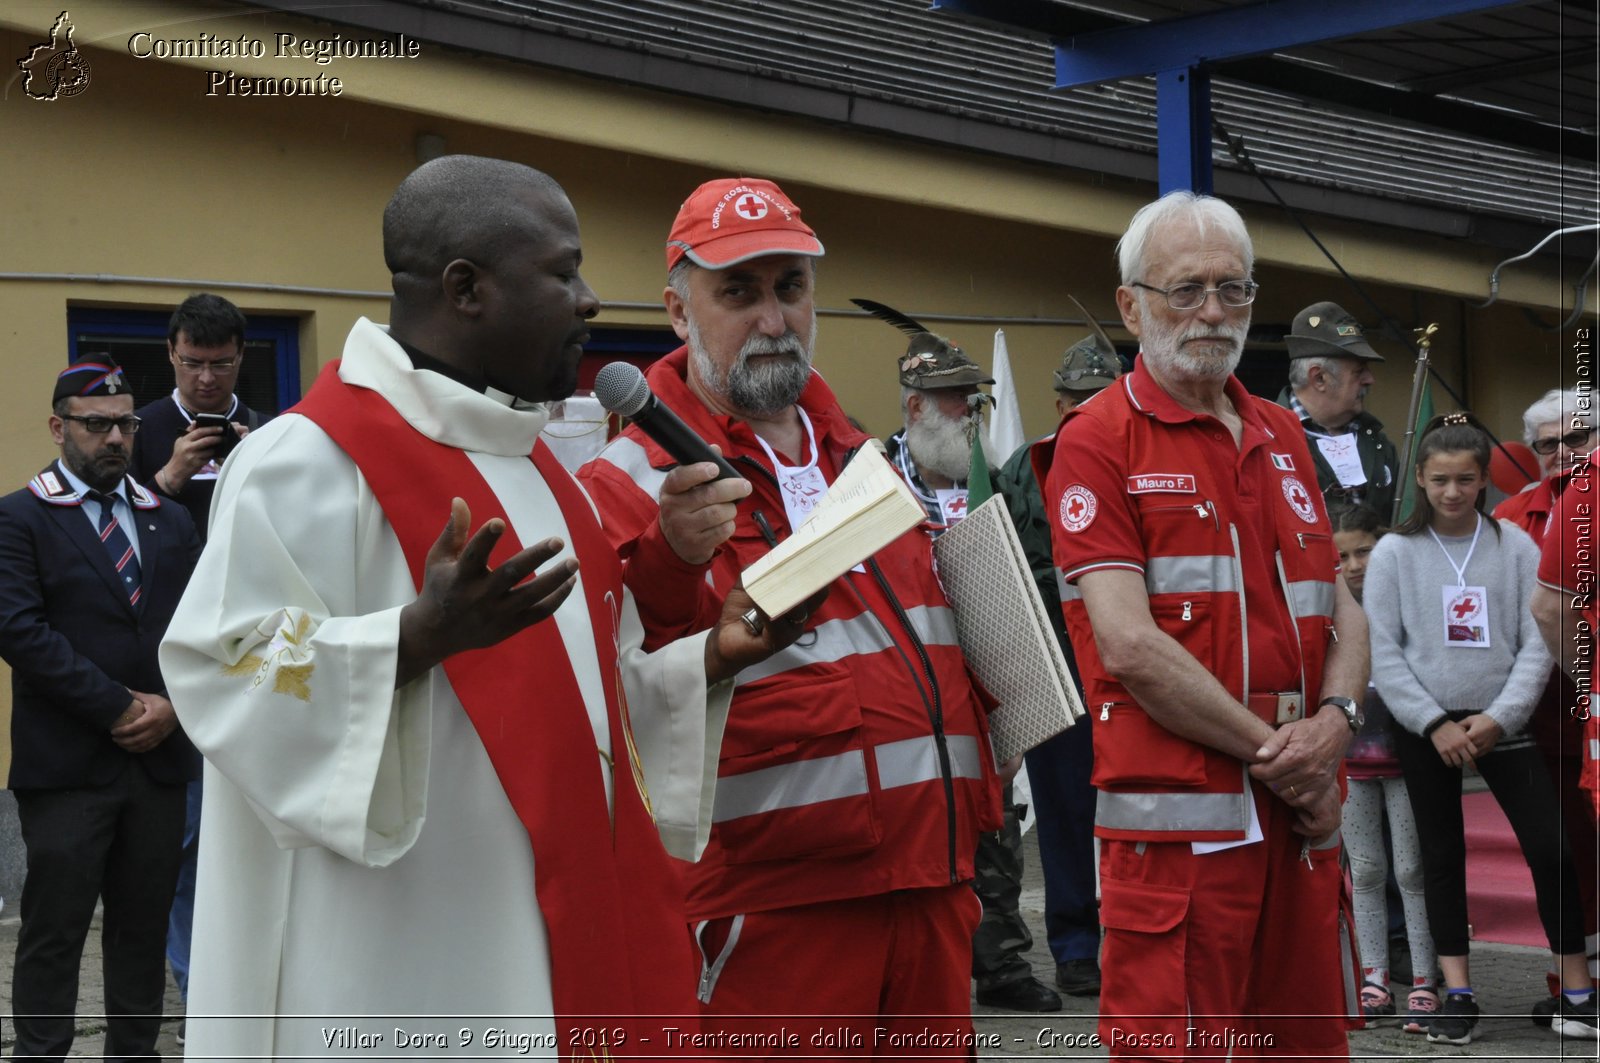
[1392,323,1438,525]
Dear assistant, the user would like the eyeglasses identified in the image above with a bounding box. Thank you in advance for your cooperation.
[61,414,141,434]
[1130,280,1259,310]
[175,357,238,374]
[1531,428,1595,455]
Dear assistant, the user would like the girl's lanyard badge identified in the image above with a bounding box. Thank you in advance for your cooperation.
[753,406,829,531]
[1428,515,1491,648]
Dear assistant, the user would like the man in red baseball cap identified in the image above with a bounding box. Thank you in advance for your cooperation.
[581,177,1003,1054]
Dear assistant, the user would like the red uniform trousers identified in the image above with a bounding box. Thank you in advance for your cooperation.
[693,884,982,1060]
[1098,782,1352,1062]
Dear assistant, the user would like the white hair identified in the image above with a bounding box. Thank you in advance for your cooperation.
[1522,388,1596,442]
[1288,355,1340,391]
[1116,191,1254,285]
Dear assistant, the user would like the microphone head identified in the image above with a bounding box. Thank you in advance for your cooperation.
[594,361,651,418]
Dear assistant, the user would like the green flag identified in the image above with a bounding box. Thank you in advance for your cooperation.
[1395,380,1433,525]
[967,427,993,510]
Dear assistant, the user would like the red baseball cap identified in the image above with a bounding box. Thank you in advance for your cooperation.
[665,177,825,271]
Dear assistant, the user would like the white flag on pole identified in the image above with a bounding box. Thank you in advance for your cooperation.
[986,328,1026,462]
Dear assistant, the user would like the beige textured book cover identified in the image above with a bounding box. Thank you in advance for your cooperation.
[742,444,927,618]
[933,495,1083,762]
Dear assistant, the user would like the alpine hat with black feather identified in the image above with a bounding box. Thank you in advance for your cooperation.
[1054,295,1122,394]
[851,298,994,390]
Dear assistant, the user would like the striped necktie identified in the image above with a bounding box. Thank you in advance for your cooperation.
[87,490,142,607]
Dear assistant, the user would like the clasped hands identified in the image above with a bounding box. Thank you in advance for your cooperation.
[111,690,179,753]
[1248,708,1349,843]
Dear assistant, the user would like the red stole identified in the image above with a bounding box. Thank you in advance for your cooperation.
[294,361,697,1057]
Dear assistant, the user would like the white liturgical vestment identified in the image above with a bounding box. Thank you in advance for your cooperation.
[160,319,730,1060]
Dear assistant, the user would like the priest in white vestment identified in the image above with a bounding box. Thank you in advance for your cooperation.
[159,158,795,1061]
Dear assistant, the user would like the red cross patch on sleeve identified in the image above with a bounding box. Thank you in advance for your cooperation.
[1059,484,1098,533]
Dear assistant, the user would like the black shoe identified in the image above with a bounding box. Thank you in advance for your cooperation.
[976,976,1063,1012]
[1427,993,1479,1045]
[1532,995,1559,1029]
[176,1019,186,1045]
[1055,958,1102,996]
[1553,994,1600,1040]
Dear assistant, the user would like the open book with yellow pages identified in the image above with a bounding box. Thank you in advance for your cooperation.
[741,443,927,619]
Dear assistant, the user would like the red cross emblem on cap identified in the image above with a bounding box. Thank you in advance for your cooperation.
[735,193,768,221]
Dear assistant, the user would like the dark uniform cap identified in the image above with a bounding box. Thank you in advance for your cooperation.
[53,355,129,404]
[851,298,995,390]
[1286,301,1384,362]
[1053,335,1121,393]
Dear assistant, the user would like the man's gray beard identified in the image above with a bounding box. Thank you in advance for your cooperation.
[906,401,982,483]
[1139,298,1248,381]
[687,311,816,417]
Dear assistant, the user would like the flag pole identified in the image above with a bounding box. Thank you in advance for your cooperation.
[1392,323,1438,526]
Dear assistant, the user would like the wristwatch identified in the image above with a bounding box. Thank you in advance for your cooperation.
[1321,695,1364,734]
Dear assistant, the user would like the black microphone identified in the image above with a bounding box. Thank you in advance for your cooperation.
[594,361,744,482]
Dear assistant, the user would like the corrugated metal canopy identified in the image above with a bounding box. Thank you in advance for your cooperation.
[244,0,1599,253]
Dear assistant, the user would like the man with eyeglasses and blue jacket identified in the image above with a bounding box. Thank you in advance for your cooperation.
[0,355,201,1060]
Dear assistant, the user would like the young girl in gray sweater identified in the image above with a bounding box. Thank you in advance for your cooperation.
[1365,413,1593,1045]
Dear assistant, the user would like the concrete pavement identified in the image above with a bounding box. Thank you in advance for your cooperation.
[0,827,1591,1060]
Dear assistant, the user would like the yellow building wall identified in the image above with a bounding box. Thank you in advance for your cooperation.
[0,0,1590,775]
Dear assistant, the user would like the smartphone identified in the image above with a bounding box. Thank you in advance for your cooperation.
[193,413,241,457]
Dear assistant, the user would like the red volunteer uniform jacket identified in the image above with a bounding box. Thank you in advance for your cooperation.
[579,348,1002,920]
[1036,357,1340,842]
[1537,466,1600,810]
[1495,471,1569,545]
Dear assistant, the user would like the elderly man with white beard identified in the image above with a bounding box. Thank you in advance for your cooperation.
[1037,191,1369,1060]
[861,301,997,532]
[579,177,1002,1055]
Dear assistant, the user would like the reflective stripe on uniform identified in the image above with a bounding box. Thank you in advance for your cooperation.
[1145,554,1237,596]
[712,749,869,823]
[1094,789,1248,834]
[875,734,985,790]
[734,604,960,685]
[1284,579,1335,620]
[711,733,983,823]
[1060,555,1236,601]
[595,435,669,502]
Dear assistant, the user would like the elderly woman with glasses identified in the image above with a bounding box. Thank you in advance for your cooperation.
[1495,388,1597,543]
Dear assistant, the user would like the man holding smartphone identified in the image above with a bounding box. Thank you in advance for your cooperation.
[128,291,268,1027]
[132,293,266,529]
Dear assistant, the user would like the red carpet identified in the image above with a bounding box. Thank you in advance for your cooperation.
[1464,789,1545,948]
